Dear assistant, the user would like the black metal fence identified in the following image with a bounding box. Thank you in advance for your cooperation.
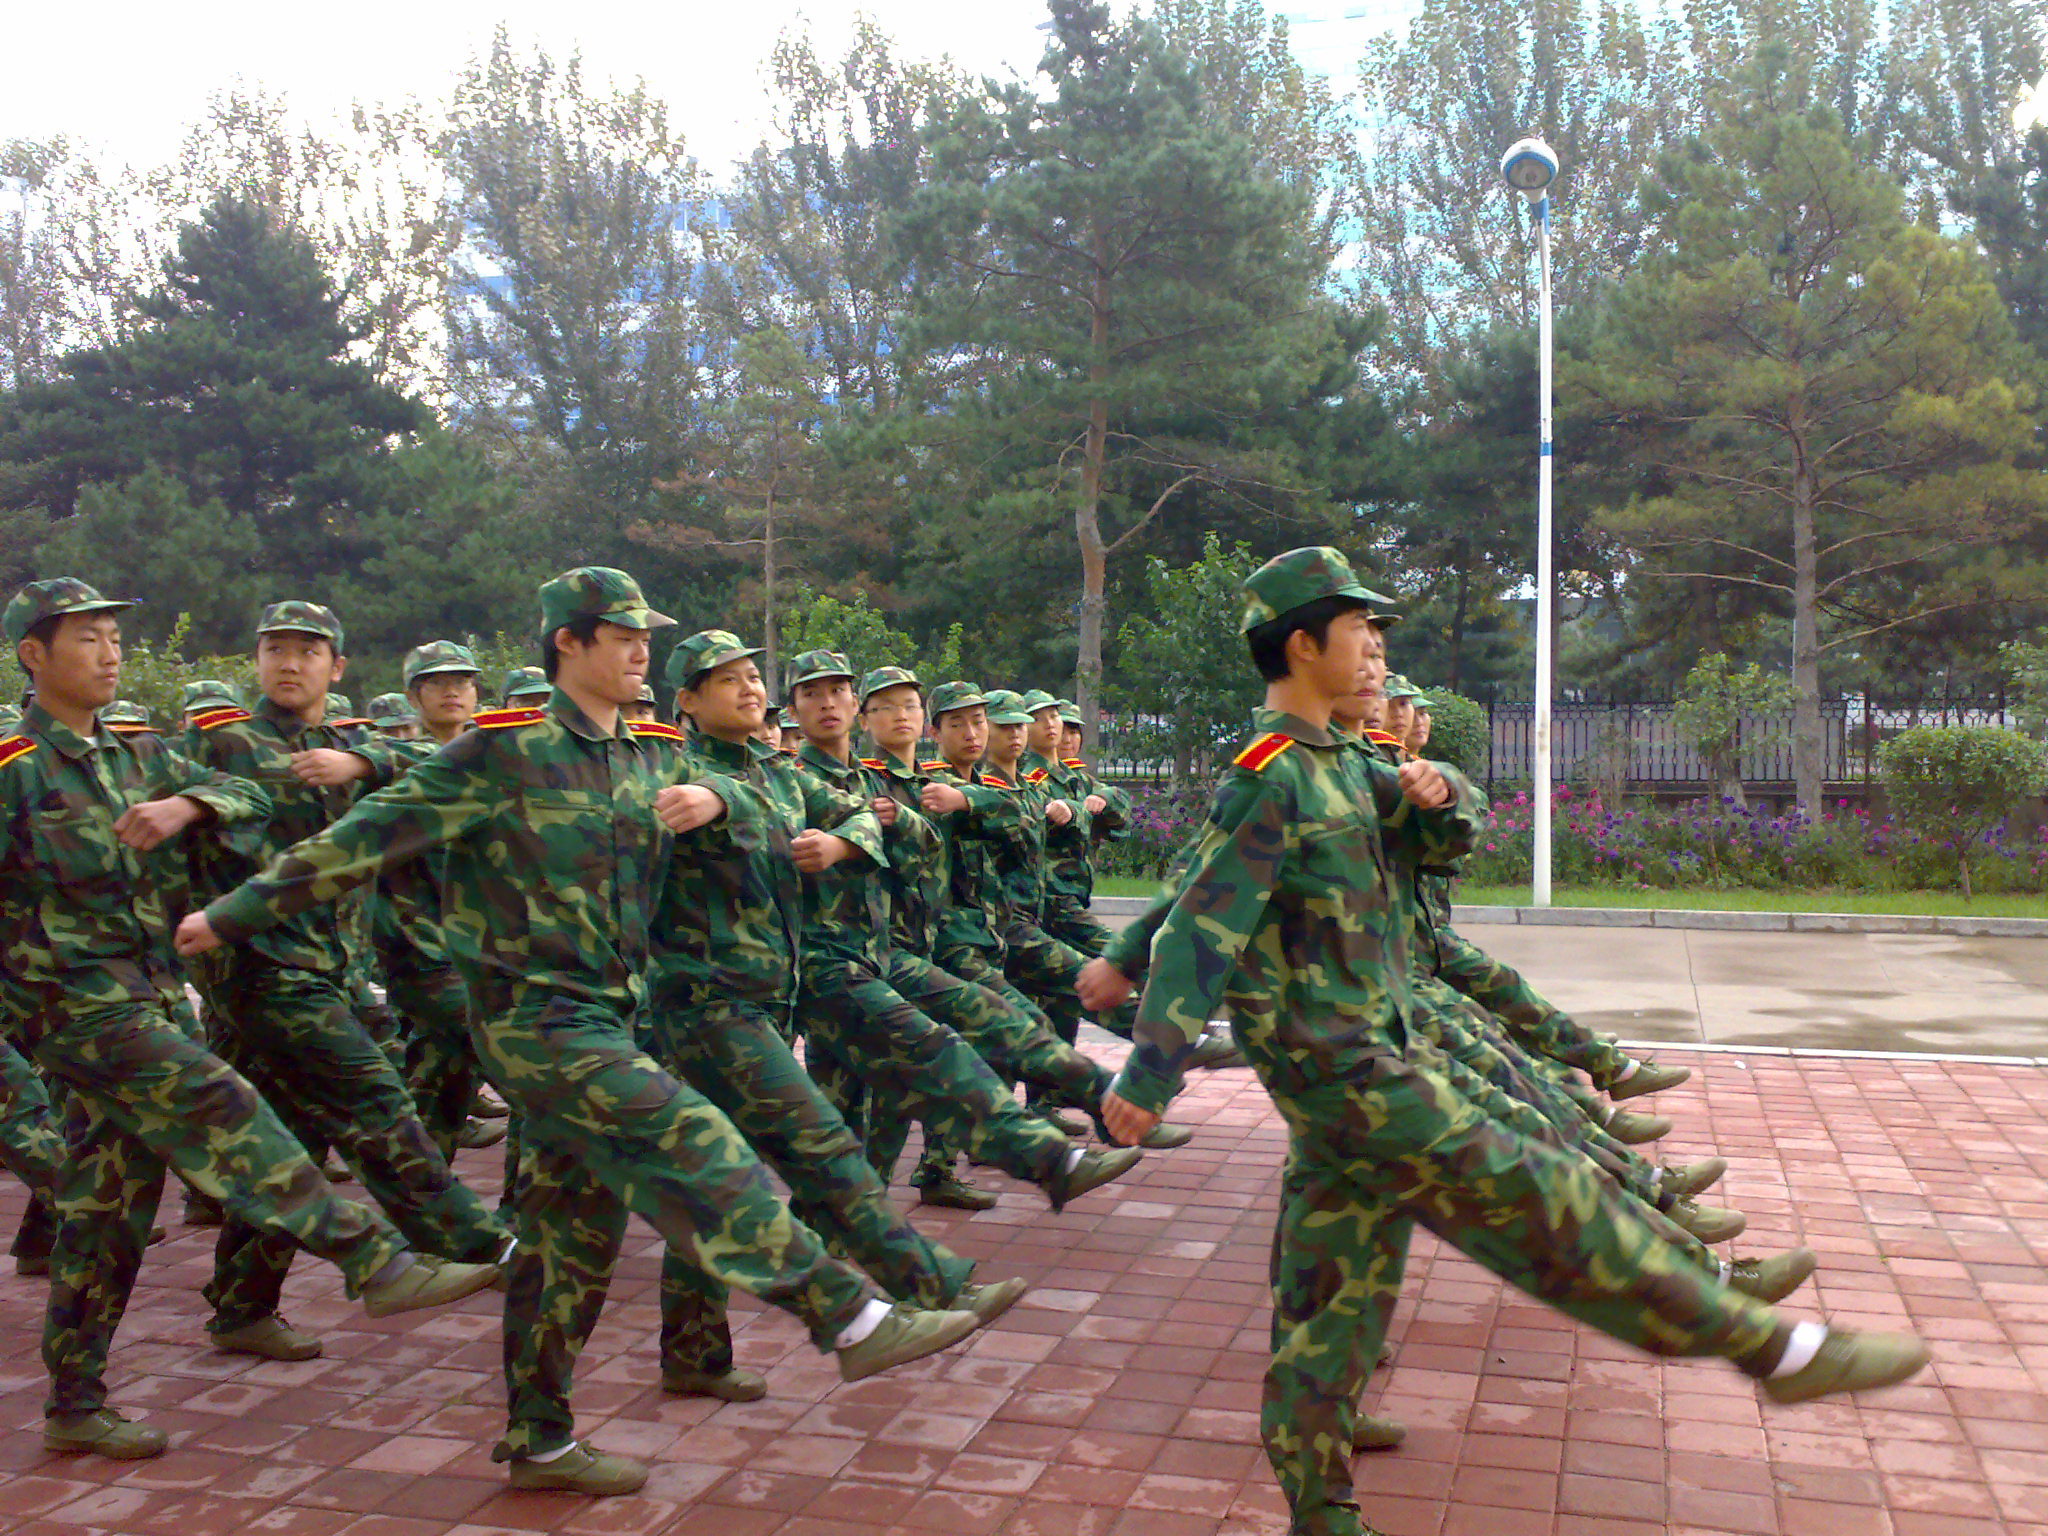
[1096,694,2022,789]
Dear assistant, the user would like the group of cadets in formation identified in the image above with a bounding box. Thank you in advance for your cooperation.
[0,551,1929,1536]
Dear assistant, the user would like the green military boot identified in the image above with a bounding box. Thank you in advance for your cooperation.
[471,1087,510,1119]
[916,1171,999,1211]
[320,1154,350,1183]
[1047,1146,1143,1211]
[44,1409,167,1460]
[838,1302,981,1383]
[1610,1059,1690,1101]
[1352,1412,1406,1451]
[14,1252,49,1277]
[661,1366,768,1402]
[212,1314,323,1362]
[1762,1329,1930,1405]
[457,1117,508,1150]
[1608,1108,1671,1144]
[951,1276,1029,1327]
[361,1255,500,1318]
[1662,1157,1728,1198]
[1671,1199,1746,1243]
[1140,1122,1194,1150]
[1036,1105,1090,1138]
[508,1441,649,1494]
[1726,1247,1818,1303]
[1187,1032,1246,1070]
[183,1189,226,1227]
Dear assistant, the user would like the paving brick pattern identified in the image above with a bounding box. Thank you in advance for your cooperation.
[3,1045,2045,1536]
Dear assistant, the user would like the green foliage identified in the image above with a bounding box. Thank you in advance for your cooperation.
[1417,688,1488,776]
[2002,638,2048,739]
[1106,534,1263,785]
[778,585,964,687]
[1673,653,1794,803]
[1,613,260,727]
[1877,724,2048,897]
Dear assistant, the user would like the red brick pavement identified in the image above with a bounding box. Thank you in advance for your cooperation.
[4,1045,2047,1536]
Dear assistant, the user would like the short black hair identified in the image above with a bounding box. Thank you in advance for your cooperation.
[1246,596,1369,683]
[15,613,67,676]
[541,614,605,681]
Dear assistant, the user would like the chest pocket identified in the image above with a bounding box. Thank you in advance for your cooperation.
[27,805,127,889]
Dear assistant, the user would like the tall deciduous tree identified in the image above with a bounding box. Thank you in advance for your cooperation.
[1573,58,2048,808]
[896,0,1339,743]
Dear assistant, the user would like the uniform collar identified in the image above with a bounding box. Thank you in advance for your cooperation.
[256,694,332,737]
[692,730,766,771]
[24,700,111,760]
[548,687,631,743]
[798,739,856,777]
[1253,707,1337,749]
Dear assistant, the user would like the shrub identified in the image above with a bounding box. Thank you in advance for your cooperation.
[1418,688,1488,776]
[1877,725,2048,899]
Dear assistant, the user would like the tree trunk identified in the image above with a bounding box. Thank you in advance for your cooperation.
[761,485,779,698]
[1073,239,1113,755]
[1448,557,1470,693]
[1790,442,1823,811]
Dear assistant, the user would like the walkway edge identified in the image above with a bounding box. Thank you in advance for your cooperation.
[1091,896,2048,937]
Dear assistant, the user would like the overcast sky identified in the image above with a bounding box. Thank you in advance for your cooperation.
[6,1,2038,179]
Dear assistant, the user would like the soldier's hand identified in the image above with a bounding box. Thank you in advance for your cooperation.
[1099,1088,1160,1148]
[1044,798,1075,826]
[871,795,899,827]
[1398,760,1453,808]
[290,749,371,787]
[656,783,725,832]
[174,912,221,957]
[920,782,968,816]
[790,829,857,872]
[113,796,203,850]
[1077,956,1135,1012]
[1084,794,1108,815]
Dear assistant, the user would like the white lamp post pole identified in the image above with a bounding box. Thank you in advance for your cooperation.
[1502,136,1559,908]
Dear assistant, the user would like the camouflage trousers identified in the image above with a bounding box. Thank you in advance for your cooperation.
[470,999,876,1459]
[1431,925,1630,1084]
[1240,1016,1779,1536]
[648,998,974,1377]
[383,961,480,1161]
[203,960,506,1331]
[2,1036,62,1265]
[9,993,406,1416]
[829,951,1112,1185]
[795,957,1072,1192]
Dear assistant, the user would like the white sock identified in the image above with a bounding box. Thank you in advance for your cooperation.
[525,1440,579,1464]
[1769,1322,1828,1379]
[1651,1167,1665,1192]
[499,1236,519,1266]
[1063,1147,1085,1174]
[1614,1059,1640,1082]
[835,1296,894,1350]
[1718,1259,1732,1284]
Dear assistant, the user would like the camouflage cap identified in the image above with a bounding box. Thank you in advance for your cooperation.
[538,566,674,636]
[859,665,921,706]
[1410,692,1436,709]
[4,578,137,646]
[982,688,1034,726]
[1383,674,1423,701]
[0,703,19,733]
[785,648,856,694]
[181,679,240,712]
[402,640,480,688]
[256,600,345,650]
[778,707,801,730]
[1239,547,1395,634]
[367,692,416,727]
[1018,689,1062,717]
[328,693,357,719]
[1055,698,1084,726]
[635,682,657,704]
[503,666,550,703]
[101,699,152,729]
[664,629,762,692]
[927,681,989,720]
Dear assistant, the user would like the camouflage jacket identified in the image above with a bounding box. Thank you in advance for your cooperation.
[206,692,698,1023]
[2,701,269,1015]
[364,736,459,975]
[186,696,408,973]
[970,758,1066,923]
[1029,750,1128,911]
[789,741,896,969]
[1104,708,1481,1115]
[649,730,882,1012]
[921,758,1032,956]
[845,747,953,956]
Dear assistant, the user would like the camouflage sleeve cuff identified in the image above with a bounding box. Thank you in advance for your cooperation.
[205,888,272,946]
[832,808,889,869]
[342,738,405,789]
[174,784,248,826]
[1110,1045,1183,1118]
[1102,919,1153,980]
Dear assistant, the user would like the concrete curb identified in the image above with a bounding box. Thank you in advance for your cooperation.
[1091,894,2048,938]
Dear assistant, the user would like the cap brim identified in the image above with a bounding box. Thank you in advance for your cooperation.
[609,607,677,631]
[932,695,990,716]
[986,710,1033,725]
[408,664,479,681]
[257,625,338,641]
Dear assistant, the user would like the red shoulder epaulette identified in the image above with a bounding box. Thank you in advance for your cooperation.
[1365,729,1409,751]
[474,707,547,730]
[858,756,886,769]
[105,722,156,736]
[193,707,250,731]
[328,717,374,729]
[1233,732,1294,772]
[1061,757,1087,768]
[0,735,36,769]
[979,773,1010,789]
[918,760,951,773]
[629,720,686,742]
[1025,767,1049,785]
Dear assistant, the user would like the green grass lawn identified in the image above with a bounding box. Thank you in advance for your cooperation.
[1095,875,2046,918]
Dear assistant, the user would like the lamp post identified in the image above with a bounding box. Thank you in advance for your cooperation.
[1501,135,1559,907]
